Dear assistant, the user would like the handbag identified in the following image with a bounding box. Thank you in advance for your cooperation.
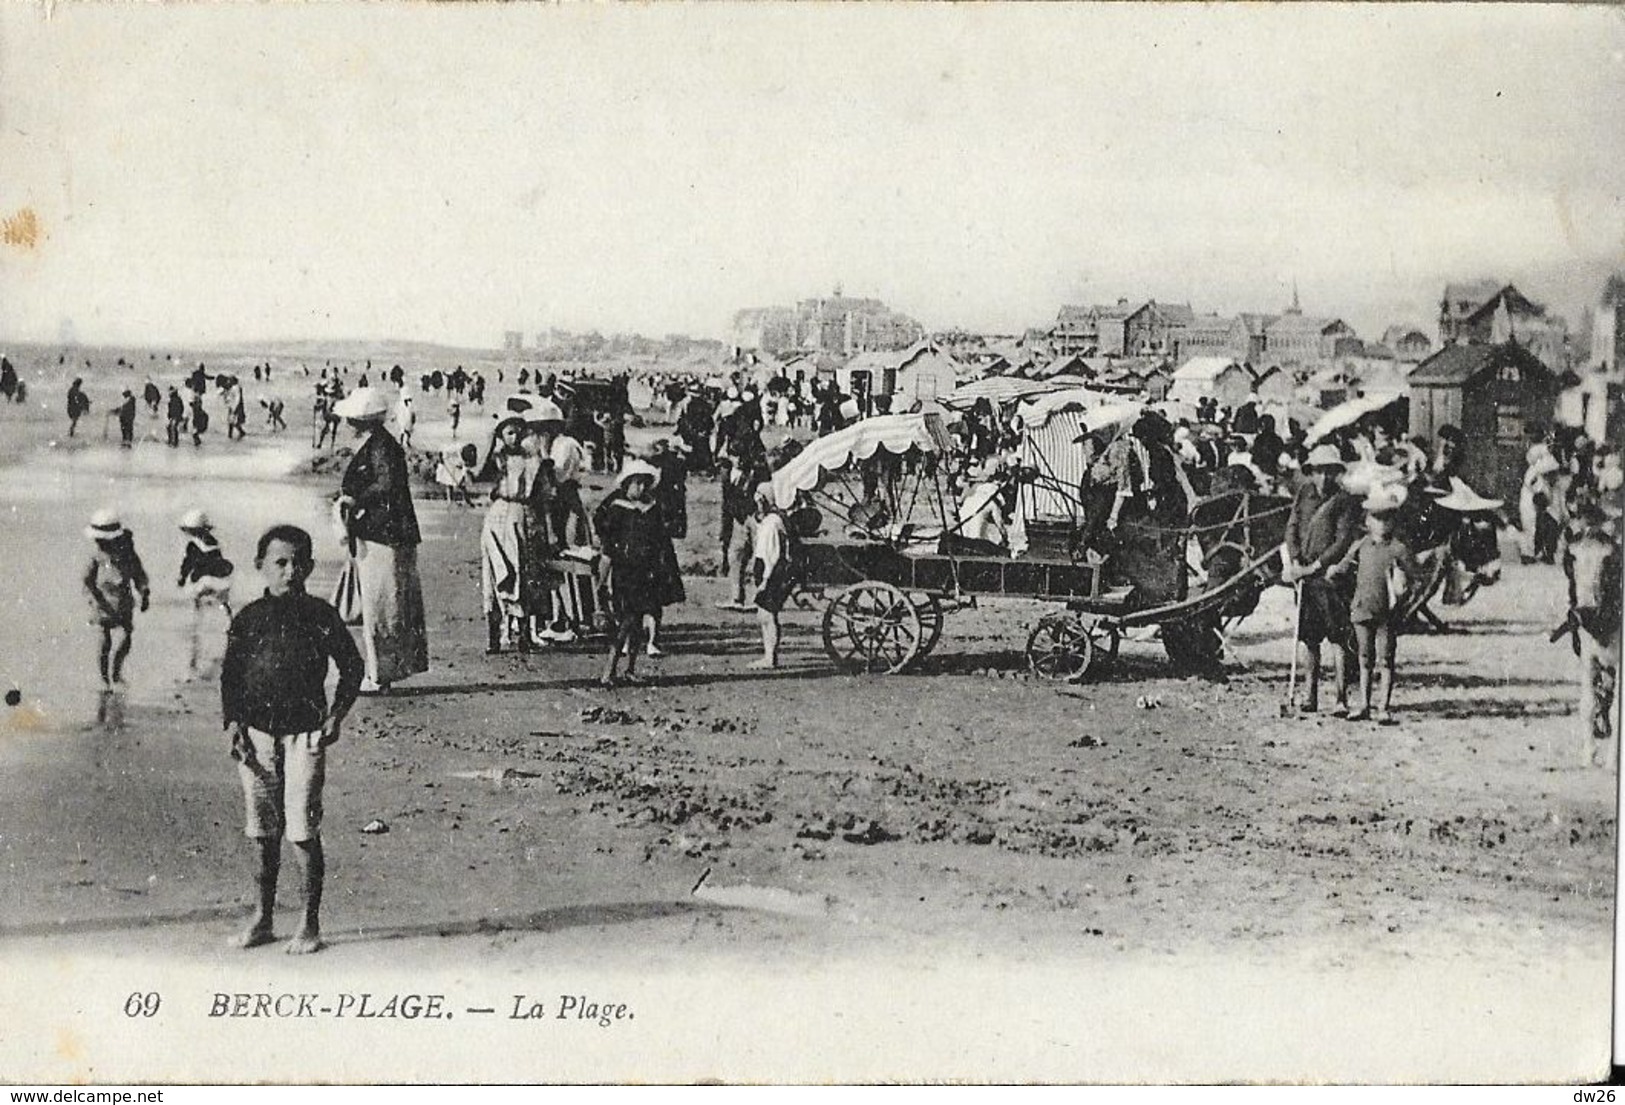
[330,555,364,626]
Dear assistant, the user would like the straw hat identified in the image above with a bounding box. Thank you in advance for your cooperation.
[331,387,391,421]
[838,398,861,422]
[1362,483,1408,514]
[85,509,127,541]
[753,481,776,506]
[1429,476,1503,514]
[1304,444,1345,471]
[178,509,214,532]
[617,459,661,488]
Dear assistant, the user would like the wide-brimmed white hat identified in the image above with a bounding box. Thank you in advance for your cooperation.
[85,509,127,541]
[1429,476,1503,514]
[178,508,214,531]
[1304,444,1345,471]
[838,398,861,422]
[1363,483,1408,514]
[617,459,661,488]
[331,387,391,421]
[525,399,565,426]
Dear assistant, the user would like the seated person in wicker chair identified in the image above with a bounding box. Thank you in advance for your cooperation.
[951,459,1015,556]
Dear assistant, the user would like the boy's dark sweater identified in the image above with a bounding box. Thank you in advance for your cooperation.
[221,588,364,736]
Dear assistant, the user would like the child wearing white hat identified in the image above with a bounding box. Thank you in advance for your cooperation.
[592,461,671,686]
[1326,486,1420,723]
[82,509,151,689]
[177,509,236,676]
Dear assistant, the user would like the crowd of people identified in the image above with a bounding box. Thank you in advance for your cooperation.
[48,344,1620,956]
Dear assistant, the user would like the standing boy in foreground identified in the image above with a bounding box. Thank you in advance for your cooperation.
[220,525,365,954]
[1327,486,1419,723]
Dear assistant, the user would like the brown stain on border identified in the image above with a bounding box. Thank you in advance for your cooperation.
[3,207,42,252]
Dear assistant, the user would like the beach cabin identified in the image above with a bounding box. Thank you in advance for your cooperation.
[1166,357,1250,408]
[1249,364,1297,405]
[893,347,964,406]
[1408,341,1558,503]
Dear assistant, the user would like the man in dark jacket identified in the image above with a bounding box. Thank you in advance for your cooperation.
[1282,444,1362,715]
[115,389,138,448]
[165,387,185,447]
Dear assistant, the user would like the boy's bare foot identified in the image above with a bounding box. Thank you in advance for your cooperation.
[1347,709,1371,722]
[746,659,777,670]
[597,676,616,689]
[231,923,276,950]
[285,929,325,955]
[621,671,646,686]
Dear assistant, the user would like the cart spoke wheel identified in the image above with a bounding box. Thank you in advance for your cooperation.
[910,593,945,658]
[1026,614,1104,682]
[822,581,923,674]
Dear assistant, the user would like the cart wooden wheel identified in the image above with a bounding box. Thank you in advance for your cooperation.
[1026,614,1116,682]
[822,580,924,674]
[910,593,945,658]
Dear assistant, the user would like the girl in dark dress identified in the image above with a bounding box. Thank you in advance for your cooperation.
[594,461,674,687]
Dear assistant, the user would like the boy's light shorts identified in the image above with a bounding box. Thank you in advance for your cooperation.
[237,728,325,842]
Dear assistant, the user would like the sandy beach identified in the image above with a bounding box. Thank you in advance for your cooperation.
[0,350,1614,1083]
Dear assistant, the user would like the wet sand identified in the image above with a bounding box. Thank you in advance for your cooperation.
[0,360,1614,1083]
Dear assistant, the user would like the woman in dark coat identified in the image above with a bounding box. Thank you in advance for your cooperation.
[334,387,429,691]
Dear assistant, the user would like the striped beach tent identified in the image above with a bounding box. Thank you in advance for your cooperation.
[942,376,1061,409]
[1015,399,1144,520]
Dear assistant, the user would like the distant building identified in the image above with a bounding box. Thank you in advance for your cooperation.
[1235,313,1278,363]
[1558,274,1625,441]
[1380,325,1433,364]
[1051,305,1099,357]
[502,331,525,353]
[1172,314,1237,361]
[1263,304,1355,368]
[732,290,922,357]
[1050,300,1137,356]
[1437,279,1507,343]
[1123,301,1195,356]
[1436,280,1569,373]
[732,307,799,355]
[795,289,923,356]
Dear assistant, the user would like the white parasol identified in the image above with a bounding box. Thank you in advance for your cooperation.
[1304,393,1404,446]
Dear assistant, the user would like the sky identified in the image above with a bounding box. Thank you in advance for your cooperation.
[1,3,1622,349]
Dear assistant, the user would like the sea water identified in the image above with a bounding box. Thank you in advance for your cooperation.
[0,436,342,731]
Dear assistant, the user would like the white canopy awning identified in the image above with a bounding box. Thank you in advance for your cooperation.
[769,413,954,510]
